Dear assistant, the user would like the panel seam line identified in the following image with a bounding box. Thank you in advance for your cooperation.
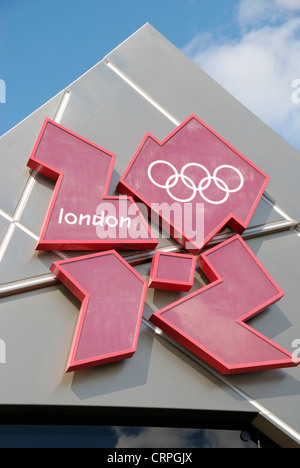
[104,59,180,127]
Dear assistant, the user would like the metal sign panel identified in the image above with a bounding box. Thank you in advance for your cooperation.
[24,104,297,377]
[118,114,269,252]
[27,119,157,251]
[148,251,196,292]
[150,235,297,375]
[50,251,147,372]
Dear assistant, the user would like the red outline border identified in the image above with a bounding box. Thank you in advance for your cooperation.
[50,250,148,372]
[150,235,298,374]
[117,114,270,253]
[148,251,196,292]
[27,118,158,251]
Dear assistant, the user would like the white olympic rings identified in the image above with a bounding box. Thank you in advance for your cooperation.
[147,160,244,205]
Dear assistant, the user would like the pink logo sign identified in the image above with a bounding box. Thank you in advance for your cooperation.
[148,251,197,292]
[150,235,297,374]
[50,251,147,372]
[27,119,157,251]
[25,115,298,375]
[118,114,269,252]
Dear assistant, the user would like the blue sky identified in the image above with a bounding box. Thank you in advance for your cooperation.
[0,0,238,134]
[1,0,300,152]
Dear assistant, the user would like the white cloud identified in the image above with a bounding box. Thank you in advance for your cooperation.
[238,0,300,28]
[237,0,276,27]
[183,2,300,151]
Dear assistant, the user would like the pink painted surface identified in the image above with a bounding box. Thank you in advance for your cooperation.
[118,114,269,253]
[149,252,196,291]
[50,251,147,372]
[27,119,157,250]
[150,235,298,374]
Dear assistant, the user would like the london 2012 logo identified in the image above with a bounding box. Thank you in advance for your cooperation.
[27,114,299,375]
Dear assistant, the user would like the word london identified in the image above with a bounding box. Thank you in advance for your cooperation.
[58,208,131,228]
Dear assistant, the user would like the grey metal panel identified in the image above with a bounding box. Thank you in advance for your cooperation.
[0,92,65,217]
[18,173,55,237]
[0,283,254,415]
[59,61,176,192]
[228,230,300,439]
[248,197,286,227]
[106,24,300,221]
[0,226,59,285]
[0,216,9,244]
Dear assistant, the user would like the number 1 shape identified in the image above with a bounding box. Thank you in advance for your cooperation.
[50,251,148,372]
[27,119,157,251]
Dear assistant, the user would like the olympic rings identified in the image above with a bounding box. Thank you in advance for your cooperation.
[147,160,244,205]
